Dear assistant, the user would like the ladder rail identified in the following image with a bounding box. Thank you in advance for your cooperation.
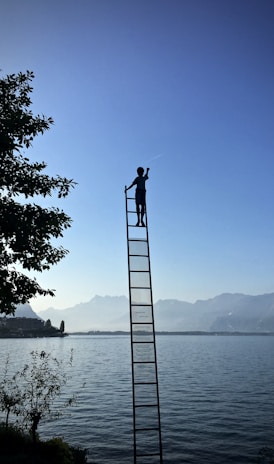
[125,191,138,460]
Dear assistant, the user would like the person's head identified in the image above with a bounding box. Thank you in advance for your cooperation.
[137,167,144,176]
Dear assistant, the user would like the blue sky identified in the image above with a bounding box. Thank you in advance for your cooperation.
[1,0,274,311]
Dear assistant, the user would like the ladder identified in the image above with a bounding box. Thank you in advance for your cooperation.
[125,190,163,464]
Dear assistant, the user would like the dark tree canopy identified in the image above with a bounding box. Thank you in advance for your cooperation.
[0,71,75,314]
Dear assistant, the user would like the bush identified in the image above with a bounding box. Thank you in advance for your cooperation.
[0,425,87,464]
[0,350,75,442]
[41,437,74,464]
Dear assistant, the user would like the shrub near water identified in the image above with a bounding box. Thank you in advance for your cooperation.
[0,425,87,464]
[0,350,75,442]
[0,350,87,462]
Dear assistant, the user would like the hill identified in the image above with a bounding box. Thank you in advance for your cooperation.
[38,295,129,332]
[0,304,42,320]
[36,293,274,333]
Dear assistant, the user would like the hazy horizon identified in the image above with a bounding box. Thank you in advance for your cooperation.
[33,290,274,313]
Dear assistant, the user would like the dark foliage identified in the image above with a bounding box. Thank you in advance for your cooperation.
[0,425,88,463]
[0,71,75,314]
[0,350,75,443]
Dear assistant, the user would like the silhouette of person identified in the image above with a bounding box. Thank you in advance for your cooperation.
[125,167,150,226]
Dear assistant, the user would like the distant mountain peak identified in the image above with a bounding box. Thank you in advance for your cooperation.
[0,304,42,320]
[21,293,274,333]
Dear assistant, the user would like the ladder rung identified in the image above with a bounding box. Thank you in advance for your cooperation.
[129,254,148,257]
[133,361,155,364]
[130,286,150,289]
[132,341,154,345]
[128,224,146,228]
[130,269,149,273]
[135,404,159,408]
[129,239,147,242]
[130,303,152,307]
[134,381,157,385]
[131,322,153,325]
[135,427,160,432]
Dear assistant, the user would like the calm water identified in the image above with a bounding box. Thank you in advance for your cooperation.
[0,335,273,463]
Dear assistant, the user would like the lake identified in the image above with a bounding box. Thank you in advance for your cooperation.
[0,334,273,463]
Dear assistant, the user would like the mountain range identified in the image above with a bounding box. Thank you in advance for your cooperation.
[18,293,274,333]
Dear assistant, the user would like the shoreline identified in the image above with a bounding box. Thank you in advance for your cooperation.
[69,330,274,336]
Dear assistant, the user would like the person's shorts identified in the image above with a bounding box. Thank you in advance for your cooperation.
[135,189,146,206]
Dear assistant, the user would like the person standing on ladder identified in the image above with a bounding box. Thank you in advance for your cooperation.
[125,167,150,226]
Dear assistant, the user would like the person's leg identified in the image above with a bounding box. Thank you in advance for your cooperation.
[141,203,145,226]
[136,203,141,226]
[140,190,146,226]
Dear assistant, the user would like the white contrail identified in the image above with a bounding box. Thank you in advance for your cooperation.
[145,153,164,163]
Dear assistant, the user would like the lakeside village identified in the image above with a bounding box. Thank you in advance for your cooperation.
[0,317,65,338]
[1,317,274,338]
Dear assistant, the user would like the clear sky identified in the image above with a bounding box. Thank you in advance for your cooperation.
[1,0,274,312]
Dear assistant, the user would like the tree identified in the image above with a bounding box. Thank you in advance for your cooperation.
[0,357,22,427]
[19,350,75,443]
[60,320,65,333]
[0,71,75,314]
[0,350,75,443]
[45,319,52,329]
